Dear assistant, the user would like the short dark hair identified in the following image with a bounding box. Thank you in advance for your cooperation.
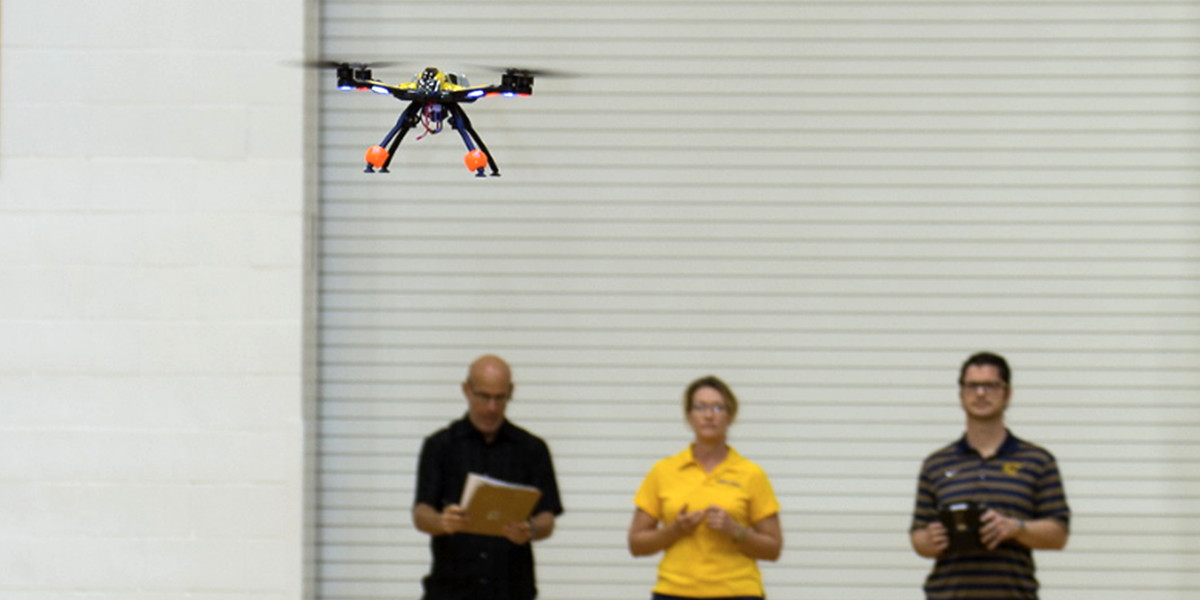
[683,375,739,419]
[958,351,1011,386]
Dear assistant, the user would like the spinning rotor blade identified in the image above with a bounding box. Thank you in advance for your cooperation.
[464,64,581,79]
[294,59,405,71]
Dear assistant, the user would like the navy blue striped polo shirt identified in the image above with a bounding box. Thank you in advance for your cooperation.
[911,431,1071,600]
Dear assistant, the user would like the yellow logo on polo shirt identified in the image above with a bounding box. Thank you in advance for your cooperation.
[1002,462,1023,476]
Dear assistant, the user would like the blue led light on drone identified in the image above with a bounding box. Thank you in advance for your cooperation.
[338,85,355,91]
[371,86,391,95]
[466,90,486,98]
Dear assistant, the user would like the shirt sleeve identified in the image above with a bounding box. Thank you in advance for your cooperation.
[530,437,565,516]
[414,434,447,508]
[748,468,781,524]
[1033,451,1071,528]
[911,460,938,531]
[632,464,663,520]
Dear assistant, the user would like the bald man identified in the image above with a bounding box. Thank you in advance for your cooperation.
[412,355,564,600]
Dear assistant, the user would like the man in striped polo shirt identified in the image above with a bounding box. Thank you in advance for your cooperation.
[910,352,1071,600]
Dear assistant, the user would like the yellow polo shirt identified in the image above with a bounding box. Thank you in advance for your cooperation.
[633,445,780,598]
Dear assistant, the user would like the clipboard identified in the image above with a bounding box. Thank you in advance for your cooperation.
[459,472,542,537]
[937,501,985,556]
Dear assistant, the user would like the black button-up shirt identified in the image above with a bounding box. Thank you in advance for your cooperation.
[415,415,564,600]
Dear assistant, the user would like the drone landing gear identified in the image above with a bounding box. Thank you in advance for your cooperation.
[365,102,422,174]
[362,101,501,177]
[365,146,389,172]
[447,104,500,177]
[465,150,489,175]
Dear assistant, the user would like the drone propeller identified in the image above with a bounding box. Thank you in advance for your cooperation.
[297,59,404,71]
[291,59,413,90]
[464,64,580,79]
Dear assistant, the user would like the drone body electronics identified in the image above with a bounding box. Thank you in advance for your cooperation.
[330,63,534,177]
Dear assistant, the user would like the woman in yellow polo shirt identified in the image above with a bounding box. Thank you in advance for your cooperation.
[627,375,784,600]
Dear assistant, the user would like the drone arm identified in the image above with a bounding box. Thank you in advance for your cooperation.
[336,75,425,102]
[450,82,532,103]
[449,86,498,103]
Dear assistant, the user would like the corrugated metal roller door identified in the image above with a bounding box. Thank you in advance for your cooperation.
[316,2,1200,599]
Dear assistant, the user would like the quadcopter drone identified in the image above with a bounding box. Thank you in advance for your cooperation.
[324,63,536,177]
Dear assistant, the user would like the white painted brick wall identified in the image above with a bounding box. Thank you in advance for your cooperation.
[0,1,313,598]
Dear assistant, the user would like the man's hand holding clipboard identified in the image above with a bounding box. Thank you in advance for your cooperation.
[457,472,543,540]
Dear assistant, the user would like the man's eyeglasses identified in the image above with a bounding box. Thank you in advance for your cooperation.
[690,404,728,414]
[469,387,511,403]
[959,381,1008,395]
